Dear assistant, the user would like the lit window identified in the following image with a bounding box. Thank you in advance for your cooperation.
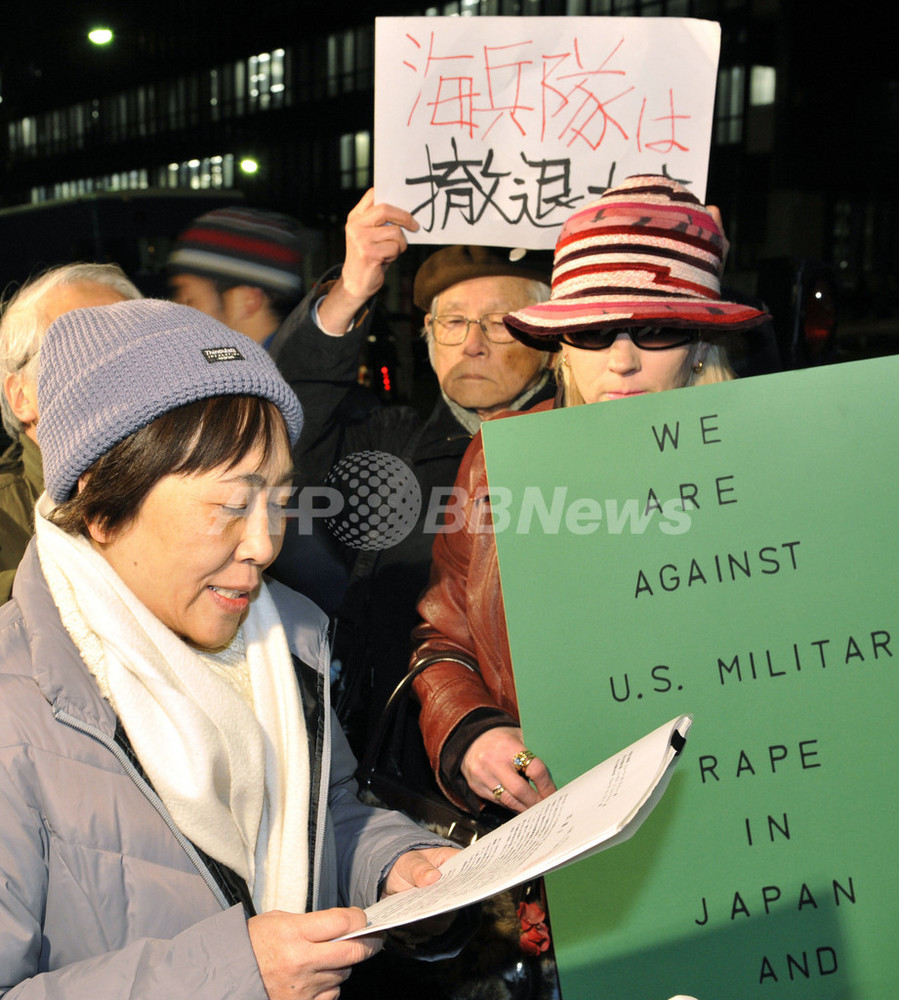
[750,66,776,107]
[22,117,37,151]
[326,32,359,95]
[714,65,744,145]
[327,36,340,97]
[246,50,286,107]
[340,130,372,190]
[340,133,355,190]
[210,68,220,117]
[355,131,370,187]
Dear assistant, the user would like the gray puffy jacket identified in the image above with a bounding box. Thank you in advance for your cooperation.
[0,542,446,998]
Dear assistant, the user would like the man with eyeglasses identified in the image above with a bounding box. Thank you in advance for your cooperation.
[415,244,554,430]
[281,203,555,787]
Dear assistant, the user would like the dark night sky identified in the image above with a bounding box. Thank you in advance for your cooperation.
[1,2,407,112]
[3,1,891,117]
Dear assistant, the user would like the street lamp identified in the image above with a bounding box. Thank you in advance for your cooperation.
[88,28,114,46]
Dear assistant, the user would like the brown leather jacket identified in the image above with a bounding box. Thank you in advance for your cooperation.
[410,401,552,809]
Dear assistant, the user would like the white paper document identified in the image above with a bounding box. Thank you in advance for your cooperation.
[340,714,691,937]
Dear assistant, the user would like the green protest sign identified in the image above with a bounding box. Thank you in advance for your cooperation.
[481,356,898,1000]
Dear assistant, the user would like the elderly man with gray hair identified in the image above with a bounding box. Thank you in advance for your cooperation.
[273,193,555,788]
[0,262,141,601]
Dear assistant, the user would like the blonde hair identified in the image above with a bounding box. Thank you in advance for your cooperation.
[555,339,734,407]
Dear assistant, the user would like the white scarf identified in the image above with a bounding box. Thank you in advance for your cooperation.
[34,496,310,915]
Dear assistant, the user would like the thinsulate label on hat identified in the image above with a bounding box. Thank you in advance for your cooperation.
[202,346,245,363]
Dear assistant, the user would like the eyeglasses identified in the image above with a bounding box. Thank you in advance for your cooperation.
[430,313,515,345]
[560,326,699,351]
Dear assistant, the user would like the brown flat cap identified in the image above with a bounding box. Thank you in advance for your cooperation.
[412,245,552,312]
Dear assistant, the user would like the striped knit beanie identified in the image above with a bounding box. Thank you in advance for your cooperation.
[504,175,768,349]
[168,207,304,298]
[37,299,303,503]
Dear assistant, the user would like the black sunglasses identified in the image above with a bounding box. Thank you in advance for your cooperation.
[560,326,699,351]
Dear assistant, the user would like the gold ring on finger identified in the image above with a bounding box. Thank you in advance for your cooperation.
[512,749,536,775]
[492,783,506,800]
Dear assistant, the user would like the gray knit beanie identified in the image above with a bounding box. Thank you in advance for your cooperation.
[37,299,303,503]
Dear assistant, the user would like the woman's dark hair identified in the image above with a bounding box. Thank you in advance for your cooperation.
[50,394,290,538]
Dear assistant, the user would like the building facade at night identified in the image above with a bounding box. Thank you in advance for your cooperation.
[1,0,895,365]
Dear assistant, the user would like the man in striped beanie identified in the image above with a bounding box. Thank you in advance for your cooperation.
[168,206,305,349]
[168,204,377,613]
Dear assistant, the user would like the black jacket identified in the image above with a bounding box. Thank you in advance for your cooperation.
[328,385,555,771]
[266,273,381,613]
[264,271,555,772]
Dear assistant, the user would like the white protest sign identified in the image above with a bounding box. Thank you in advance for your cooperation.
[375,17,721,248]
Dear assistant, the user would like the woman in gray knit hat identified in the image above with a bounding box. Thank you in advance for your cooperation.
[0,299,459,999]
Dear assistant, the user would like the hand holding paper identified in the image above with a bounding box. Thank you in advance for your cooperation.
[381,844,460,895]
[339,714,691,939]
[317,188,418,335]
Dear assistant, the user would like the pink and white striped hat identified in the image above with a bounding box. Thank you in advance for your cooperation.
[504,175,767,349]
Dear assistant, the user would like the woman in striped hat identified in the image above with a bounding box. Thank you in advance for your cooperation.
[409,175,770,817]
